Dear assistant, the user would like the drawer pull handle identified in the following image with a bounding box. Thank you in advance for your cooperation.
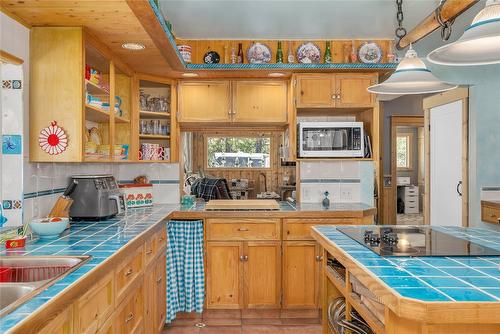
[237,227,249,232]
[159,236,165,242]
[146,249,153,255]
[125,268,133,277]
[125,313,134,323]
[491,214,497,218]
[157,276,163,284]
[316,255,323,262]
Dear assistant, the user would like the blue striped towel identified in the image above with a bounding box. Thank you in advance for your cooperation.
[166,220,205,323]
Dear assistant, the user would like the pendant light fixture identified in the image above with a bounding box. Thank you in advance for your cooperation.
[367,0,457,95]
[367,45,458,95]
[428,0,500,65]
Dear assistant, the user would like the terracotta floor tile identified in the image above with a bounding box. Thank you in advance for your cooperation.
[170,319,204,327]
[203,318,242,326]
[241,325,283,334]
[200,326,242,334]
[280,309,320,319]
[163,326,200,333]
[280,318,321,325]
[177,312,203,319]
[279,325,322,334]
[242,318,283,325]
[203,309,242,319]
[241,309,281,319]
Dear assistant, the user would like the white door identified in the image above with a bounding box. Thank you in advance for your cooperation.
[430,100,463,226]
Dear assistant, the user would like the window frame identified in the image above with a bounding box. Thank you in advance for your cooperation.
[396,132,414,171]
[204,135,273,171]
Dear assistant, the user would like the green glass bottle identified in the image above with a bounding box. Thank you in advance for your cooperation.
[276,41,284,63]
[324,41,332,64]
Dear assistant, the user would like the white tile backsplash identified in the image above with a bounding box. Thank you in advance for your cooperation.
[300,183,341,203]
[152,183,180,204]
[340,161,361,179]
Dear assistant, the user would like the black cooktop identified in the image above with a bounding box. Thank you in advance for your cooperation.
[338,226,500,257]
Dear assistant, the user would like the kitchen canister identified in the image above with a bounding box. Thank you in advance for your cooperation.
[119,183,154,208]
[177,45,192,63]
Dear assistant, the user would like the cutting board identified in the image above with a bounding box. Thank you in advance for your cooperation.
[205,199,280,210]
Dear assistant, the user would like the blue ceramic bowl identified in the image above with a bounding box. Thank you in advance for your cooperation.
[30,218,69,238]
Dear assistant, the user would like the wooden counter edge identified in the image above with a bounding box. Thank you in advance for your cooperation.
[311,227,500,325]
[7,220,167,334]
[481,200,500,209]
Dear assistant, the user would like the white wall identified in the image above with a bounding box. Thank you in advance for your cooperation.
[0,13,180,227]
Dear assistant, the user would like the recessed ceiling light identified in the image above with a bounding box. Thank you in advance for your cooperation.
[268,72,286,77]
[121,43,145,50]
[182,73,199,77]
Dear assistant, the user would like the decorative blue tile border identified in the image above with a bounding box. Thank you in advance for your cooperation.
[186,63,398,70]
[23,180,180,199]
[148,2,398,72]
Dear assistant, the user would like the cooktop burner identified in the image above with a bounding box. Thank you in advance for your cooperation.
[338,226,500,257]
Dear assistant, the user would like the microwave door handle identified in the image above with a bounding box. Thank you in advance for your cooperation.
[109,195,123,214]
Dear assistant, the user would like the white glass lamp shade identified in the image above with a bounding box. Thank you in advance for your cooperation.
[428,0,500,65]
[367,47,458,95]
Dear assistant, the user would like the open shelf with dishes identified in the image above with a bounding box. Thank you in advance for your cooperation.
[133,74,178,163]
[83,42,132,162]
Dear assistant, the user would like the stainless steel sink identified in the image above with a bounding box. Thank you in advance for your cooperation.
[0,255,91,317]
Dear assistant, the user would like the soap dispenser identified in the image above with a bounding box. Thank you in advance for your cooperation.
[322,191,330,209]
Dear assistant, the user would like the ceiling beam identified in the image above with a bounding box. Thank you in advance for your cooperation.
[126,0,184,72]
[397,0,479,49]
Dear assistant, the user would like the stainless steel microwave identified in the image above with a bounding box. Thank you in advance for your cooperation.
[298,122,365,158]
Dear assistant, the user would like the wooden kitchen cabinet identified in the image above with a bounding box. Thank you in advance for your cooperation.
[232,81,287,123]
[335,74,377,108]
[114,279,144,334]
[178,81,231,123]
[206,242,244,309]
[38,305,74,334]
[206,240,281,309]
[282,241,321,309]
[74,273,114,334]
[244,241,281,308]
[294,73,377,108]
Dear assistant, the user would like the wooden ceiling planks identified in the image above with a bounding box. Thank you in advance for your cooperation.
[0,0,174,76]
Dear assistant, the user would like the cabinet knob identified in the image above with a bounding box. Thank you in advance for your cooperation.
[316,255,323,262]
[331,94,336,100]
[125,268,133,277]
[240,255,248,261]
[125,313,134,323]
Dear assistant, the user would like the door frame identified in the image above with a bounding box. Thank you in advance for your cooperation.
[423,87,469,227]
[390,116,425,224]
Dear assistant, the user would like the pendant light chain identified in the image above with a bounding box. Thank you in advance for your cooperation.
[435,0,455,41]
[395,0,407,48]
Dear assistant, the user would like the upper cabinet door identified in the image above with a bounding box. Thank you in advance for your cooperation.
[295,74,335,108]
[334,74,377,108]
[178,81,231,122]
[232,81,288,124]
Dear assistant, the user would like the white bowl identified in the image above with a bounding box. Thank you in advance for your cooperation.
[30,218,69,238]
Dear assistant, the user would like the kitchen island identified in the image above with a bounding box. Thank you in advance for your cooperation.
[312,225,500,334]
[0,201,375,334]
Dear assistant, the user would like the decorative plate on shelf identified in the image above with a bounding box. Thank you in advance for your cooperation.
[297,42,321,64]
[358,41,382,63]
[247,43,272,64]
[203,51,220,64]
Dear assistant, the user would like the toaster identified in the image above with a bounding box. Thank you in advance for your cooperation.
[67,175,126,220]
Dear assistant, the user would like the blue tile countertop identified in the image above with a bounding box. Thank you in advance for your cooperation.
[313,225,500,303]
[0,204,180,334]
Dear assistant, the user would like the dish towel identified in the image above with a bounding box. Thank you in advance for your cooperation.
[166,220,205,323]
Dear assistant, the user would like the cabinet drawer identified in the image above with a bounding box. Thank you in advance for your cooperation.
[74,272,114,334]
[283,218,359,240]
[144,234,158,267]
[207,219,280,240]
[116,246,143,303]
[114,280,144,334]
[482,205,500,224]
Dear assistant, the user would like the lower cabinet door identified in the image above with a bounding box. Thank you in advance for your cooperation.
[244,241,281,308]
[154,254,167,333]
[282,241,320,309]
[206,242,243,309]
[38,306,74,334]
[144,264,156,334]
[114,279,144,334]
